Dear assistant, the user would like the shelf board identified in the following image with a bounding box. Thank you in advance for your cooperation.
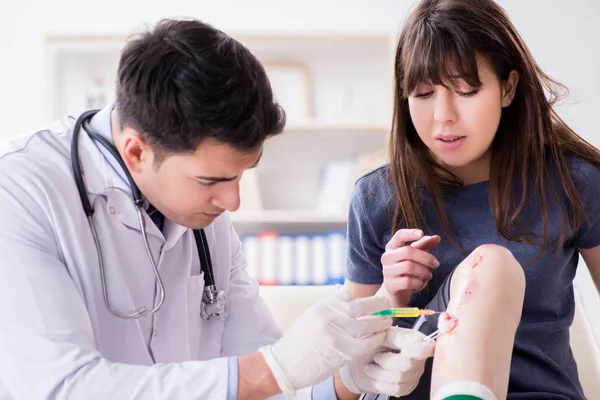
[231,210,347,224]
[284,121,389,133]
[46,32,392,45]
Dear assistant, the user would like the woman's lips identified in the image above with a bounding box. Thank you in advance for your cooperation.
[435,134,466,150]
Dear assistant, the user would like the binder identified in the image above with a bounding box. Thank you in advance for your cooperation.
[277,234,295,285]
[259,231,278,285]
[327,231,346,285]
[293,235,311,285]
[241,234,260,281]
[311,235,328,285]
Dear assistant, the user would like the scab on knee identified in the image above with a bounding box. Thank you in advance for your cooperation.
[473,244,525,291]
[452,244,524,294]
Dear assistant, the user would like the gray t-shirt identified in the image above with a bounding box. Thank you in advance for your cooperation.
[346,156,600,399]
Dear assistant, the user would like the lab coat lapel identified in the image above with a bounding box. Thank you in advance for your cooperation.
[162,220,189,251]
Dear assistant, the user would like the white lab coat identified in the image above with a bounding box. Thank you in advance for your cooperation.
[0,117,317,399]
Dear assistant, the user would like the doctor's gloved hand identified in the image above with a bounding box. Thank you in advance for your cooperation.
[340,326,435,396]
[258,287,392,397]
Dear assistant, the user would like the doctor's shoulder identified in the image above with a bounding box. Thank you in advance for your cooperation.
[0,118,73,162]
[0,118,76,202]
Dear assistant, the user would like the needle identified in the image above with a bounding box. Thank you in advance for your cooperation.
[371,307,440,318]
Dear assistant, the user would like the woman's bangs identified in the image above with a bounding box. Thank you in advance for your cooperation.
[402,23,482,97]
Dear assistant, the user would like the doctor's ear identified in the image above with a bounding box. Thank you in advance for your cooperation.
[120,130,151,172]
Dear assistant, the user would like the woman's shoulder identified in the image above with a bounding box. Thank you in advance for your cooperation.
[565,155,600,183]
[352,163,395,207]
[350,163,397,231]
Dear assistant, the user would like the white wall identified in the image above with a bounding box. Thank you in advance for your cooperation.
[0,0,599,140]
[1,0,599,339]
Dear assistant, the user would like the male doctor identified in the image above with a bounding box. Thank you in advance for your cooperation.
[0,18,433,399]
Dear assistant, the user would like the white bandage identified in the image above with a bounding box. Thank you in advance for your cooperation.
[432,380,497,400]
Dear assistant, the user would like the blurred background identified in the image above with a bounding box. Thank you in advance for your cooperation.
[0,0,599,385]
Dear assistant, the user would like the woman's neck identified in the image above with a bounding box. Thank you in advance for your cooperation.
[445,151,491,186]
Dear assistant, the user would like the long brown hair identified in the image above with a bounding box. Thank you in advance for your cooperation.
[390,0,600,257]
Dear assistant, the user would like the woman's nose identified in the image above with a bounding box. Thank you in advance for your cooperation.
[433,90,458,124]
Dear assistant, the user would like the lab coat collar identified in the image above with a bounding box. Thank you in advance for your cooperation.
[82,103,133,198]
[86,104,131,189]
[78,105,187,246]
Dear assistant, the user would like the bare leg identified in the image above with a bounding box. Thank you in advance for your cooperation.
[430,244,526,399]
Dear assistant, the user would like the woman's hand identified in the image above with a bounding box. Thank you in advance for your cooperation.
[381,229,441,306]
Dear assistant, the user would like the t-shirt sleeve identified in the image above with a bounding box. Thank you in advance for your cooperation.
[345,176,387,285]
[571,159,600,249]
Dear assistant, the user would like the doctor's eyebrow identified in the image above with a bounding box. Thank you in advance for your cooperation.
[195,151,262,183]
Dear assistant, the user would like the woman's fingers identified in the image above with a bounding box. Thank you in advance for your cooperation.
[383,261,433,282]
[382,229,442,295]
[381,245,440,270]
[384,275,428,292]
[385,229,425,252]
[410,235,441,251]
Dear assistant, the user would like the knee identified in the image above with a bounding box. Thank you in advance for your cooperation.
[474,244,525,288]
[451,244,525,305]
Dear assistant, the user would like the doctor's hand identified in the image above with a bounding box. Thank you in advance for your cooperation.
[258,287,392,397]
[339,326,435,396]
[382,229,441,306]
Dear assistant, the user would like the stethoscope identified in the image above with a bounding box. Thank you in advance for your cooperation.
[71,109,229,322]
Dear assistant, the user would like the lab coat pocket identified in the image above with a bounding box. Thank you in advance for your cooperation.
[186,272,205,359]
[186,272,227,360]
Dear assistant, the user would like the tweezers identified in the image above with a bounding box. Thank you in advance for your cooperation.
[424,329,440,342]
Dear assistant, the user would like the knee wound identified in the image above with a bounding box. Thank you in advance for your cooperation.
[432,380,497,400]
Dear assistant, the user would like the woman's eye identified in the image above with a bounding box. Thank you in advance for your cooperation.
[414,91,434,99]
[199,181,217,187]
[457,90,478,97]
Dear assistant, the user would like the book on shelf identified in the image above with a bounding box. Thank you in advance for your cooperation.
[241,230,347,286]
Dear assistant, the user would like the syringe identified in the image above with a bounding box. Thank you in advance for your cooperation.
[372,307,438,318]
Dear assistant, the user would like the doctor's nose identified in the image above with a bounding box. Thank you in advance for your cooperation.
[433,91,458,124]
[213,183,241,212]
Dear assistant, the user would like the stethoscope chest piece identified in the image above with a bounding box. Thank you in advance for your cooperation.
[201,285,230,322]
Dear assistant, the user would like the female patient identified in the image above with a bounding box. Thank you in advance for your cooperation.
[345,0,600,399]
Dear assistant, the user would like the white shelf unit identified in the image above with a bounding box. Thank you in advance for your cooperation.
[226,34,395,287]
[232,33,394,236]
[44,36,124,122]
[44,32,396,286]
[231,210,347,224]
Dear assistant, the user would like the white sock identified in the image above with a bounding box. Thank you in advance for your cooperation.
[432,380,498,400]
